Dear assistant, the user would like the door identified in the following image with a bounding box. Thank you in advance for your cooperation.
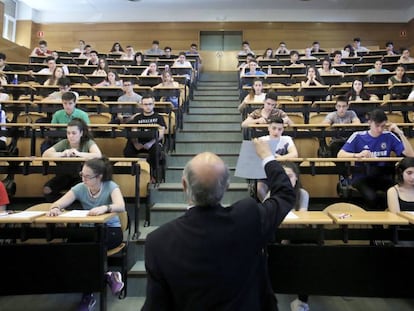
[199,31,242,71]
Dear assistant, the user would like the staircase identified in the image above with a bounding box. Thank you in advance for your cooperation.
[128,71,249,297]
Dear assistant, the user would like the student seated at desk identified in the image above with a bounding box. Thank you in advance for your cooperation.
[91,58,109,76]
[44,77,80,101]
[0,181,10,212]
[141,62,160,76]
[238,78,266,113]
[0,102,7,150]
[47,157,125,310]
[345,79,378,122]
[388,64,412,100]
[257,48,274,61]
[95,70,122,87]
[123,94,166,182]
[114,78,142,123]
[42,118,101,202]
[154,71,180,108]
[365,59,390,76]
[43,66,65,86]
[0,52,12,72]
[387,157,414,213]
[40,90,88,152]
[398,48,414,64]
[241,92,293,127]
[318,58,344,76]
[337,109,414,210]
[30,40,52,57]
[300,66,325,102]
[322,95,361,155]
[239,59,266,78]
[256,117,298,202]
[286,50,303,67]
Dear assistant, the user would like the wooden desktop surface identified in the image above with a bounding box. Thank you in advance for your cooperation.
[0,211,46,224]
[328,211,409,225]
[397,211,414,224]
[35,212,117,224]
[282,211,333,225]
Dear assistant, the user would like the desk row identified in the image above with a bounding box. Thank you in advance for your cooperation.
[2,209,414,226]
[240,72,414,90]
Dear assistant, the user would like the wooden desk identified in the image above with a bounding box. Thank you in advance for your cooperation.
[328,211,408,225]
[268,211,414,299]
[397,211,414,224]
[0,210,45,224]
[0,156,143,237]
[279,211,334,245]
[0,215,113,310]
[35,211,116,224]
[282,211,333,225]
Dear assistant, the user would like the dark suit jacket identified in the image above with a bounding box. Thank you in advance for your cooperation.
[142,160,295,311]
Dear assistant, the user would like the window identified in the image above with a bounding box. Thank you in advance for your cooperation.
[2,0,17,42]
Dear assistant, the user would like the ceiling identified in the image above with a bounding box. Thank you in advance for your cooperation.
[16,0,414,23]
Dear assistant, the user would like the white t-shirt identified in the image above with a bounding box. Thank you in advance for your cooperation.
[259,135,295,156]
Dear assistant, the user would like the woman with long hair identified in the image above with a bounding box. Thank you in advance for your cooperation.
[42,118,102,202]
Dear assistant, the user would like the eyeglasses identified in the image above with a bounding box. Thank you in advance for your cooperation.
[79,172,97,180]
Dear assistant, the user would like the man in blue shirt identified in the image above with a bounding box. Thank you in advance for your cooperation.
[338,109,414,210]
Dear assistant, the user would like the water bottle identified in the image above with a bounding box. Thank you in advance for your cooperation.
[267,65,272,75]
[12,74,18,85]
[165,64,170,72]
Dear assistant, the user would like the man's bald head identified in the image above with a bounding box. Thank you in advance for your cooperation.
[183,152,230,206]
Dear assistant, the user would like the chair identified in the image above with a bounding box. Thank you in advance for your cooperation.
[323,202,370,240]
[287,113,304,124]
[323,202,366,214]
[107,211,130,299]
[309,112,328,124]
[88,112,112,124]
[16,112,48,123]
[25,202,52,211]
[385,112,404,123]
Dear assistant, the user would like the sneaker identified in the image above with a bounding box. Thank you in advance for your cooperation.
[290,298,310,311]
[78,293,96,311]
[106,271,124,295]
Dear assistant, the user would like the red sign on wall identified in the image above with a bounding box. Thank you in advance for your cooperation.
[37,31,44,38]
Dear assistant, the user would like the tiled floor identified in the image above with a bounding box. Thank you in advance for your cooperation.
[1,293,414,311]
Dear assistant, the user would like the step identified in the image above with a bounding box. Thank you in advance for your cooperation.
[182,122,241,131]
[175,141,242,153]
[190,100,239,108]
[184,114,241,123]
[127,260,147,297]
[197,85,239,91]
[176,131,242,142]
[167,153,240,166]
[165,167,245,183]
[149,183,249,205]
[193,94,238,100]
[188,107,238,114]
[194,90,239,96]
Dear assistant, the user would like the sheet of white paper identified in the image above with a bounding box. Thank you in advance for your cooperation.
[285,211,299,219]
[58,210,89,217]
[7,211,46,218]
[407,211,414,216]
[234,140,279,179]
